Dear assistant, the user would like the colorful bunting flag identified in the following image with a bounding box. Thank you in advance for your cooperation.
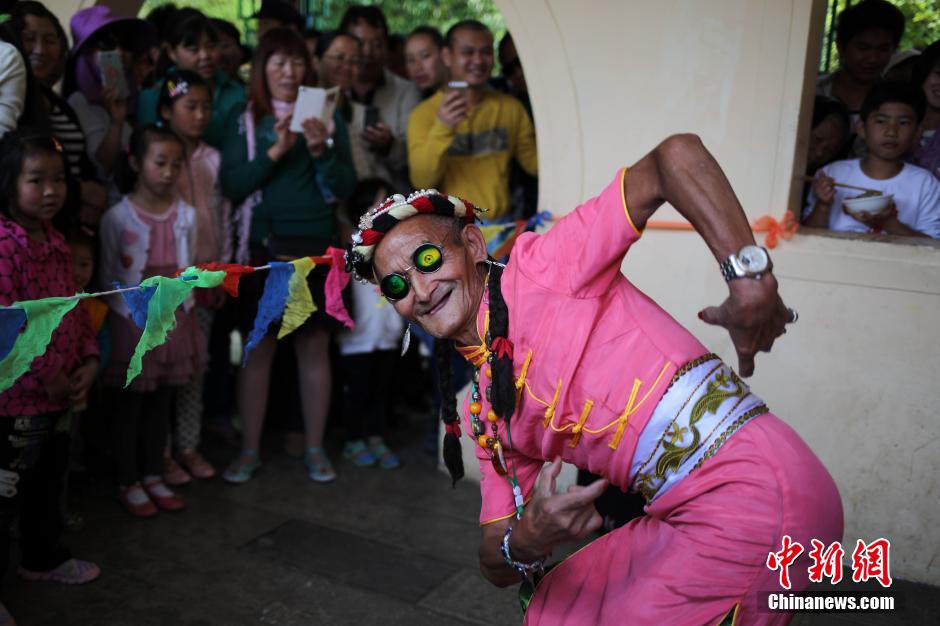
[0,297,80,394]
[277,257,316,339]
[0,308,27,361]
[119,283,158,329]
[325,247,354,329]
[125,268,225,387]
[195,262,256,296]
[242,262,293,366]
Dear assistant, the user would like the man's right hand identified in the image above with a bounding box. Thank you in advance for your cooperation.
[812,174,836,206]
[511,458,607,561]
[437,89,469,129]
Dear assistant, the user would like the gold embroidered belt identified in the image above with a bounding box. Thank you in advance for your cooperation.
[629,354,767,502]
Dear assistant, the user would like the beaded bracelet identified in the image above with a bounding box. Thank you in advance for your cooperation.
[500,525,546,578]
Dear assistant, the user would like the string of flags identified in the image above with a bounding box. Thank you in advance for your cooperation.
[0,213,554,396]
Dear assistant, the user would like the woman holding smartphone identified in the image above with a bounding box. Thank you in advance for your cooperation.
[64,6,154,186]
[220,27,356,485]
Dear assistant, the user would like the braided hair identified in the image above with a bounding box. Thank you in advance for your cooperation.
[438,261,515,486]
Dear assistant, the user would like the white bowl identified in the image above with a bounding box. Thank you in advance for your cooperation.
[843,193,893,216]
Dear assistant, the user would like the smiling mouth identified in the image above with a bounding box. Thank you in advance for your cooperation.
[422,290,451,317]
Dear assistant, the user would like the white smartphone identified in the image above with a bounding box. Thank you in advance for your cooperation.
[289,86,339,133]
[96,50,128,99]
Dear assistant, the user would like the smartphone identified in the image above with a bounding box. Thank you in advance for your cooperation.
[96,50,128,99]
[364,105,380,128]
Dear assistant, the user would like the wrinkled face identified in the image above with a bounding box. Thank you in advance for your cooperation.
[163,85,212,141]
[21,15,64,86]
[858,102,918,161]
[839,29,895,84]
[808,114,847,172]
[405,33,446,91]
[265,52,306,102]
[135,140,184,198]
[14,152,67,228]
[169,32,218,81]
[923,63,940,111]
[347,19,386,83]
[318,35,360,90]
[71,243,94,290]
[372,216,487,341]
[443,27,494,88]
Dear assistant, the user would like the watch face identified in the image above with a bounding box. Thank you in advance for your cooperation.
[738,246,769,273]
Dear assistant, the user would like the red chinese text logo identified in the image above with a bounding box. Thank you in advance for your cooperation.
[808,539,845,584]
[766,535,804,590]
[851,538,892,588]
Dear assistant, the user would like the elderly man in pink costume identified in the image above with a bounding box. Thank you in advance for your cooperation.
[347,134,843,625]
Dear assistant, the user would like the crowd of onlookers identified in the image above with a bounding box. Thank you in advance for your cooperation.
[0,0,536,622]
[804,0,940,239]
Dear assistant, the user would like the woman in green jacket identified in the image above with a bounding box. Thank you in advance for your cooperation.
[220,27,356,485]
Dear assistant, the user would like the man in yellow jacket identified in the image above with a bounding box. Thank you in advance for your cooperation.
[407,20,538,222]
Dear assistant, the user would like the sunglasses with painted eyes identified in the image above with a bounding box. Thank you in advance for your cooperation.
[379,242,445,301]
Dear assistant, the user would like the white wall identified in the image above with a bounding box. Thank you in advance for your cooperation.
[497,0,940,585]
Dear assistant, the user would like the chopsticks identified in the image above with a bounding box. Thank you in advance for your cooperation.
[798,175,881,195]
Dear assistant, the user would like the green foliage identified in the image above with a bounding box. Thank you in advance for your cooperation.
[820,0,940,73]
[138,0,506,43]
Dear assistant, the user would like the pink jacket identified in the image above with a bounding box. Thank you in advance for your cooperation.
[459,169,708,524]
[177,142,232,265]
[0,216,98,416]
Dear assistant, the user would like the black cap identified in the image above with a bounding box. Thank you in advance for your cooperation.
[252,0,304,31]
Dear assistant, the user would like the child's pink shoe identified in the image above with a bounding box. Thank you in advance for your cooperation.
[18,558,101,585]
[177,449,215,479]
[142,477,185,511]
[117,484,158,518]
[163,454,192,486]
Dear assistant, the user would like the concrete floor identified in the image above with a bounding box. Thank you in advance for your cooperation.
[3,423,937,625]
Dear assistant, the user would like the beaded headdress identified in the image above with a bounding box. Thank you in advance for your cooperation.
[345,189,485,281]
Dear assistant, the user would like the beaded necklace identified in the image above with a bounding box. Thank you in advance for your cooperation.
[466,266,526,520]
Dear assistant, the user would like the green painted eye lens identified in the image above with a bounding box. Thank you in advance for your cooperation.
[413,244,443,272]
[380,273,409,300]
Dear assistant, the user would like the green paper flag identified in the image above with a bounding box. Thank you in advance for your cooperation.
[0,297,81,395]
[124,268,224,387]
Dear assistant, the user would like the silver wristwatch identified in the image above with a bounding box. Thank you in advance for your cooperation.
[719,245,772,281]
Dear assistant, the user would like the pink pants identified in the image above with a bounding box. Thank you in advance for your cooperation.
[525,414,844,625]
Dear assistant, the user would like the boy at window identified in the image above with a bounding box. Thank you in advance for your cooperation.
[804,82,940,239]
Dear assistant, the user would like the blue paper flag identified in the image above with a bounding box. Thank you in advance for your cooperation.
[0,308,27,361]
[242,262,294,366]
[118,283,158,329]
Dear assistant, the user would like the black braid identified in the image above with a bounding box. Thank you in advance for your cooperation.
[488,263,515,422]
[437,339,464,486]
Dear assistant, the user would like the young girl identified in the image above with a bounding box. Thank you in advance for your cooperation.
[98,125,204,517]
[338,179,404,469]
[137,10,246,148]
[0,130,101,621]
[156,69,230,484]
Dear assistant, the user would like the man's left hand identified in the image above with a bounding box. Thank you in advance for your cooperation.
[362,122,392,154]
[698,273,792,377]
